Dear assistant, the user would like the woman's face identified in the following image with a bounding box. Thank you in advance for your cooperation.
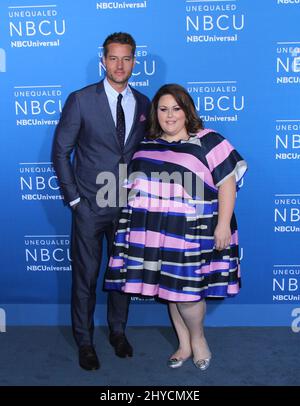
[157,94,187,140]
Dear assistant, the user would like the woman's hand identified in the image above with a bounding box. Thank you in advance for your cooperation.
[214,223,231,251]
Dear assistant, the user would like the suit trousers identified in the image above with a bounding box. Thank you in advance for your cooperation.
[71,197,130,347]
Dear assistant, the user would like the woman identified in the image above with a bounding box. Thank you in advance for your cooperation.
[105,84,247,370]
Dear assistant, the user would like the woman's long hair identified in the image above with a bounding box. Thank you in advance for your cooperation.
[147,83,203,140]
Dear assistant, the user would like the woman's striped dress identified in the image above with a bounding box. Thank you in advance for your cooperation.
[104,129,247,302]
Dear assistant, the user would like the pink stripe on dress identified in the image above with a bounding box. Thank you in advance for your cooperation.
[130,178,192,199]
[227,283,239,295]
[122,283,159,296]
[128,196,196,214]
[133,150,216,190]
[109,258,124,267]
[123,283,202,301]
[206,139,234,172]
[231,230,238,245]
[194,261,229,275]
[126,230,200,249]
[158,288,201,302]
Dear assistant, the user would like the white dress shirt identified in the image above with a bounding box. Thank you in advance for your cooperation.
[103,77,136,142]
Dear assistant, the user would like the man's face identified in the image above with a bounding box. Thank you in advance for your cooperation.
[103,43,135,89]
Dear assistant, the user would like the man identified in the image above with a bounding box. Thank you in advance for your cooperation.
[52,32,150,370]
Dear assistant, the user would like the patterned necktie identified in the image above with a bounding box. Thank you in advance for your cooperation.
[116,93,126,147]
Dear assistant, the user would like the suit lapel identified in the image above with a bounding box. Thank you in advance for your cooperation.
[96,81,121,149]
[124,88,141,148]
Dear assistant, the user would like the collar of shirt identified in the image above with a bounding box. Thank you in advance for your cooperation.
[103,77,132,103]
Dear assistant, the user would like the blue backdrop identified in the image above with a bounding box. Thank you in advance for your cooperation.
[1,0,300,328]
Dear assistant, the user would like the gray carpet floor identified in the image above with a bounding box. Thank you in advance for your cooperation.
[0,326,299,386]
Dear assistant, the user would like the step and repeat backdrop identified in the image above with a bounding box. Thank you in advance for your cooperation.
[0,0,300,328]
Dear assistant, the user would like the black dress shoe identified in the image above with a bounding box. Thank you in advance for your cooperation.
[109,332,133,358]
[79,345,100,370]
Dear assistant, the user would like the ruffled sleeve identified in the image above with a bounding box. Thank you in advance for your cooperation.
[203,131,247,189]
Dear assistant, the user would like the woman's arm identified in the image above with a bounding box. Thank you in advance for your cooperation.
[214,175,236,251]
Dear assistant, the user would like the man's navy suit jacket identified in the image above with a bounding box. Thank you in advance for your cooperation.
[53,80,150,215]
